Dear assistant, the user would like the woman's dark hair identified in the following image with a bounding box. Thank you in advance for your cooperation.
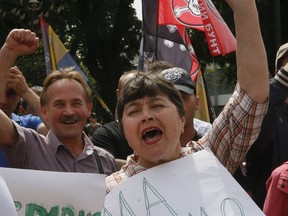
[116,72,185,133]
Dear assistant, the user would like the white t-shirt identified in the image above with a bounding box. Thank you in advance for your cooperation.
[194,118,212,137]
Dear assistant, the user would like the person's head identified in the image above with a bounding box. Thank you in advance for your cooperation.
[275,43,288,104]
[40,69,92,142]
[116,70,139,100]
[116,72,185,168]
[275,42,288,72]
[160,67,199,129]
[115,70,140,119]
[147,60,174,75]
[0,88,20,117]
[18,86,43,116]
[89,112,97,123]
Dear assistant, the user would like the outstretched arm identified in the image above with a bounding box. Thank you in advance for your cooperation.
[199,0,269,174]
[0,29,38,97]
[0,29,39,146]
[226,0,269,103]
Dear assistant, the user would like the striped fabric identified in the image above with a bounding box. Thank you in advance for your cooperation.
[275,67,288,88]
[199,83,268,174]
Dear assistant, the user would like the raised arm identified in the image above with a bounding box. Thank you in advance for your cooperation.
[7,66,49,135]
[226,0,269,103]
[0,29,39,146]
[198,0,269,174]
[0,29,38,95]
[8,66,41,115]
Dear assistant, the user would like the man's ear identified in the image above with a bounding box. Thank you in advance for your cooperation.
[116,89,120,100]
[181,115,185,132]
[87,101,93,113]
[40,106,48,122]
[38,105,50,130]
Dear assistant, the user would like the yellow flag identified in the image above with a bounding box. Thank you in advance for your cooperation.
[194,70,210,123]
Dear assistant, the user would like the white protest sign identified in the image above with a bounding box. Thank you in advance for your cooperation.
[0,168,106,216]
[103,148,264,215]
[0,172,17,216]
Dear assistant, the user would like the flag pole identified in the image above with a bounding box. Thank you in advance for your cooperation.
[87,82,115,121]
[155,0,160,60]
[140,0,145,71]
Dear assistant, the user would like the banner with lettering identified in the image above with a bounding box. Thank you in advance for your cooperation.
[0,168,106,216]
[198,0,236,56]
[103,148,264,215]
[0,173,17,216]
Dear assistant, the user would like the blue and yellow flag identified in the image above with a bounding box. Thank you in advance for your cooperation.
[40,17,113,118]
[40,17,88,82]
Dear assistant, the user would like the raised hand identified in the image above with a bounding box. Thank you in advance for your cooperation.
[6,66,30,97]
[4,29,39,57]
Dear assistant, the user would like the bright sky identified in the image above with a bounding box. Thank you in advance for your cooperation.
[133,0,142,20]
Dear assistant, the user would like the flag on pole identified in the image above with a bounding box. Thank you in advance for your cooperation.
[158,0,205,31]
[155,0,236,56]
[47,26,89,82]
[194,70,212,123]
[198,0,236,56]
[141,0,200,80]
[40,16,52,74]
[195,70,210,122]
[140,31,199,81]
[142,0,185,44]
[39,17,114,119]
[40,17,88,82]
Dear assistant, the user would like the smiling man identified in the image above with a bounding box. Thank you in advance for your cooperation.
[0,29,117,174]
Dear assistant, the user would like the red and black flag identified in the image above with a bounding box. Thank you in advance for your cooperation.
[198,0,236,56]
[140,0,200,80]
[151,0,236,56]
[142,0,184,44]
[139,31,199,81]
[158,0,205,31]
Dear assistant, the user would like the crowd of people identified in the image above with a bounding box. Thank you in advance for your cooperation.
[0,0,287,215]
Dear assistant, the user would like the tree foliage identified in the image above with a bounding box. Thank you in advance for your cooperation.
[0,0,142,122]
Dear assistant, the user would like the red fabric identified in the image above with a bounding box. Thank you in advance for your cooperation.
[198,0,236,56]
[182,30,199,81]
[263,161,288,216]
[39,16,52,74]
[157,0,236,56]
[142,0,185,44]
[158,0,205,31]
[141,0,199,78]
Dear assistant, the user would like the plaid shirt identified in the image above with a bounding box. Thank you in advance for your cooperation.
[106,84,268,192]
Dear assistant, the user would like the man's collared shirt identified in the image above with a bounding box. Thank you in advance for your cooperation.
[1,122,117,175]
